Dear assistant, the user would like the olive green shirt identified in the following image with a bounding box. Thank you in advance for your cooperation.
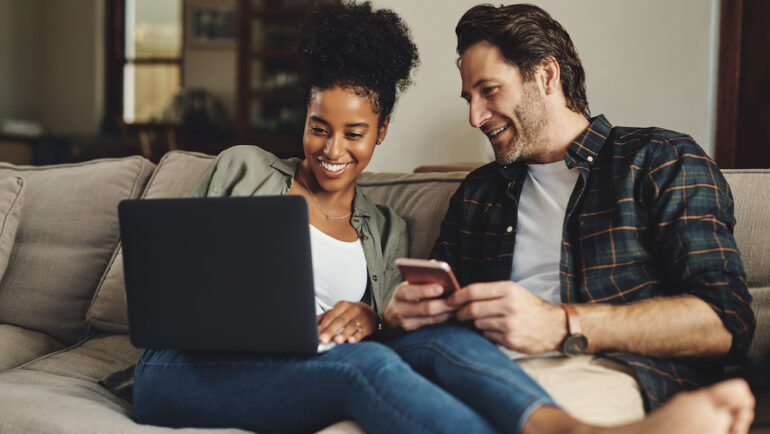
[190,145,409,313]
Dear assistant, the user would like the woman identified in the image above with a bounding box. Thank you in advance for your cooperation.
[133,3,542,432]
[132,3,754,434]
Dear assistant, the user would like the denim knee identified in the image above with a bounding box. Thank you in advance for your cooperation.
[328,341,410,378]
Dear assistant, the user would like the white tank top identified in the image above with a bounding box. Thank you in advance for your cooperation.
[309,225,368,315]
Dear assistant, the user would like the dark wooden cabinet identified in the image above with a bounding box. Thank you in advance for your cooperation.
[236,0,325,158]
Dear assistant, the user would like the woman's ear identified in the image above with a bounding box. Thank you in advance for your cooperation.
[377,116,391,145]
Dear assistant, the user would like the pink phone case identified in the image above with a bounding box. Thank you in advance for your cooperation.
[394,258,461,295]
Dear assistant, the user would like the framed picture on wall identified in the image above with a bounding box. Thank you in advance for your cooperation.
[185,0,237,49]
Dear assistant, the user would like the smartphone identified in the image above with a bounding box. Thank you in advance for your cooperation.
[394,258,461,296]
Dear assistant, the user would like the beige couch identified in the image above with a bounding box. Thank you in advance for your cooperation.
[0,150,767,433]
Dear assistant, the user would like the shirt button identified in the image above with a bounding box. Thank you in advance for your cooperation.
[506,226,513,233]
[353,218,360,223]
[507,181,513,189]
[362,234,369,240]
[587,156,594,163]
[372,275,378,282]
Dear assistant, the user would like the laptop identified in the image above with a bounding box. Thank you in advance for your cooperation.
[118,195,324,354]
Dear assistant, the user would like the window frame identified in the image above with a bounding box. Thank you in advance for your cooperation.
[105,0,184,130]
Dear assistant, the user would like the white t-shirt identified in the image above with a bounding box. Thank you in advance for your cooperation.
[501,160,579,360]
[309,225,368,315]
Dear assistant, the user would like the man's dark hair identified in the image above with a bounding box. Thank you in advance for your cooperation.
[299,1,419,126]
[456,4,589,118]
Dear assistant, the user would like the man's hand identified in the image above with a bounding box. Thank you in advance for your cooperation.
[449,281,567,354]
[383,281,456,332]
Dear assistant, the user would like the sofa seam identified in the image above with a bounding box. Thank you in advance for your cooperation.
[0,332,95,378]
[127,158,154,201]
[722,169,770,174]
[357,178,465,187]
[86,243,125,329]
[0,155,149,172]
[139,150,215,199]
[0,177,23,246]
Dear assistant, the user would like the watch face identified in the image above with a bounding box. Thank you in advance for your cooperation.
[562,334,588,357]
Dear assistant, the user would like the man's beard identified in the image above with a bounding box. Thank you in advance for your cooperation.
[493,82,549,165]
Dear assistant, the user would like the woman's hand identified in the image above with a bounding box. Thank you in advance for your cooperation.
[317,301,378,344]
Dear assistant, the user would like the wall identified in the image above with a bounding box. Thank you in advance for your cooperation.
[0,0,104,135]
[38,0,104,134]
[0,0,42,123]
[0,0,719,166]
[364,0,720,172]
[183,0,237,121]
[184,50,236,120]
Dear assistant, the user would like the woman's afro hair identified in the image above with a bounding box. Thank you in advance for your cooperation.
[299,1,419,124]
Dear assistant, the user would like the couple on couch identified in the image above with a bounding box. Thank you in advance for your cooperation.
[124,2,756,433]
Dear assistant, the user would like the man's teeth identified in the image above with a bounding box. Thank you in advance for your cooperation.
[320,161,350,172]
[489,125,509,137]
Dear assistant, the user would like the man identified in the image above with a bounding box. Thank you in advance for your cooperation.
[384,3,755,429]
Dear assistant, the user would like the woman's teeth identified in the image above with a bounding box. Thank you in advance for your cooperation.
[319,161,350,173]
[489,124,510,138]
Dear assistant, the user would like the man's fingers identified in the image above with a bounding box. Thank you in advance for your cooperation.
[456,299,510,321]
[395,282,444,301]
[471,316,508,333]
[448,282,509,306]
[482,330,505,346]
[418,298,455,317]
[400,313,453,331]
[389,298,455,322]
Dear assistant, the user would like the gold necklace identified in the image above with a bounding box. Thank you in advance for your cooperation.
[296,171,352,220]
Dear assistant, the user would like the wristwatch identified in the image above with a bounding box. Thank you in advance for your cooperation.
[560,304,588,357]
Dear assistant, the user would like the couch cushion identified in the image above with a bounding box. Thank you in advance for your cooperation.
[0,324,64,372]
[748,286,770,363]
[0,176,24,282]
[0,333,248,433]
[0,332,360,433]
[723,169,770,287]
[358,172,466,259]
[0,157,154,345]
[87,151,215,333]
[722,170,770,367]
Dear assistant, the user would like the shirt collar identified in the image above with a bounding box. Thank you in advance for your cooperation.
[271,156,301,177]
[494,114,612,180]
[564,114,612,169]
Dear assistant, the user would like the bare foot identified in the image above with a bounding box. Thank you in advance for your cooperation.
[523,378,755,434]
[610,378,755,434]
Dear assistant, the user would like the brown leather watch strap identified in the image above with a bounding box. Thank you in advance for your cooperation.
[561,304,582,335]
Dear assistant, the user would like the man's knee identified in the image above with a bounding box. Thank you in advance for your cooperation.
[518,355,645,426]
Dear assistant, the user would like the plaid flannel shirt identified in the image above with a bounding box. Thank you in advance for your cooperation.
[431,115,754,410]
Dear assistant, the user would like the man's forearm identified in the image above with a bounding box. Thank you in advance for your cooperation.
[576,295,733,358]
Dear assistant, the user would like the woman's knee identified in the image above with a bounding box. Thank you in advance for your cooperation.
[328,342,409,377]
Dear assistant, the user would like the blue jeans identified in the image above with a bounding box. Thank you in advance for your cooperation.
[134,323,555,433]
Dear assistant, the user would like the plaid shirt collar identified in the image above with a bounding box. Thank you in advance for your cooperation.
[495,114,613,182]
